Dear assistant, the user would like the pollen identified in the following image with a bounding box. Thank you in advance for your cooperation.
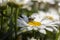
[28,21,41,26]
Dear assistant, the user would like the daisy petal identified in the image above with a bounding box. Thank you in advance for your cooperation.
[50,21,60,25]
[51,26,59,33]
[21,14,28,22]
[27,27,33,31]
[33,27,38,30]
[45,28,53,32]
[39,29,46,34]
[17,18,28,27]
[41,20,52,24]
[38,25,46,29]
[38,11,46,21]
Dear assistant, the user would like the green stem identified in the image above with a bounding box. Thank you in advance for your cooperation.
[14,8,19,40]
[33,30,35,39]
[55,30,60,40]
[1,11,3,32]
[9,7,14,40]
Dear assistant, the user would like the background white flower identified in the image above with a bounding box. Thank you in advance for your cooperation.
[32,0,55,4]
[15,0,32,5]
[47,8,60,21]
[42,0,55,4]
[8,0,32,6]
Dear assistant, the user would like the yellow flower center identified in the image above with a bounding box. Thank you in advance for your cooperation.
[46,16,53,20]
[28,21,41,27]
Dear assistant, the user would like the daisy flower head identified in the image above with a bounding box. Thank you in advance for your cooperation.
[17,12,60,34]
[17,14,46,34]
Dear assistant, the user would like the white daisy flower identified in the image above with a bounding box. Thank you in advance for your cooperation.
[15,0,32,5]
[41,9,60,32]
[47,8,60,21]
[8,0,31,5]
[42,0,55,4]
[22,5,32,11]
[17,11,60,34]
[0,0,7,6]
[15,0,32,10]
[17,14,46,34]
